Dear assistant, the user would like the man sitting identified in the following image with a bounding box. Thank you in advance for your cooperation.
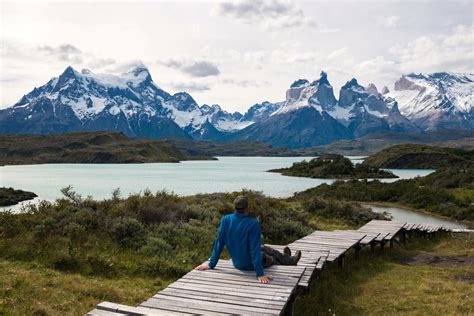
[196,195,301,284]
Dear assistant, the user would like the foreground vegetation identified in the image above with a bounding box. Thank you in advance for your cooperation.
[270,154,397,179]
[296,166,474,221]
[295,233,474,315]
[0,132,214,165]
[0,187,37,206]
[363,143,474,169]
[0,188,382,314]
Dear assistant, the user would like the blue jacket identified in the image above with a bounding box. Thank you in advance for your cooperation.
[208,212,264,277]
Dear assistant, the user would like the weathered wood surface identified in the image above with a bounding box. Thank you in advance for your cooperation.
[357,220,406,242]
[139,260,304,315]
[264,244,329,288]
[87,220,457,315]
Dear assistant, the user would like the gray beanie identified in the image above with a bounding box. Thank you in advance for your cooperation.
[233,195,249,211]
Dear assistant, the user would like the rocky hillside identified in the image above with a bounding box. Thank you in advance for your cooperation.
[0,132,213,164]
[362,144,474,169]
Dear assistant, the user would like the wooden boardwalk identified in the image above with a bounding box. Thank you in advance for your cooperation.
[87,220,461,316]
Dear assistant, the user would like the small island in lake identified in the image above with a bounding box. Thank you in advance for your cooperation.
[0,187,38,206]
[269,154,398,179]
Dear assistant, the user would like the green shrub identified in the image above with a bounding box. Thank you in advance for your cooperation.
[303,197,385,225]
[142,257,188,278]
[140,237,173,257]
[111,218,146,249]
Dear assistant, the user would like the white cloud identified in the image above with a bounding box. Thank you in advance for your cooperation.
[159,59,220,77]
[350,24,474,88]
[167,81,211,92]
[221,78,269,88]
[390,24,474,73]
[378,15,400,28]
[37,44,83,63]
[353,56,398,84]
[214,0,318,31]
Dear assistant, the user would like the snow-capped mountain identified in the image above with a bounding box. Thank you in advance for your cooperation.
[1,66,472,148]
[228,72,352,148]
[387,72,474,130]
[334,78,419,137]
[241,101,285,123]
[229,72,419,148]
[271,71,337,116]
[0,66,250,140]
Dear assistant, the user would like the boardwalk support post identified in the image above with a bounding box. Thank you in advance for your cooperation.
[338,254,345,268]
[354,244,362,259]
[283,294,295,316]
[370,241,376,254]
[401,231,406,245]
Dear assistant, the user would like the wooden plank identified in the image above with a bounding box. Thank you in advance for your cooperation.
[152,293,283,313]
[86,308,128,316]
[143,295,281,315]
[140,299,233,315]
[181,273,298,288]
[168,277,293,294]
[177,275,296,291]
[216,260,304,271]
[166,283,289,302]
[158,288,286,310]
[168,280,292,297]
[207,266,304,278]
[96,302,188,316]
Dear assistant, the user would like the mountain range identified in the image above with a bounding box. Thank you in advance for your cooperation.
[0,66,472,149]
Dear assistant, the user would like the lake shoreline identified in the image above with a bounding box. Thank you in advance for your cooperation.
[362,201,471,228]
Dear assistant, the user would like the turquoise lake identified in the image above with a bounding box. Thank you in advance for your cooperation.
[1,156,433,212]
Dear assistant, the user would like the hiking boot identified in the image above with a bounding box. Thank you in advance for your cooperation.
[283,246,291,256]
[291,250,302,265]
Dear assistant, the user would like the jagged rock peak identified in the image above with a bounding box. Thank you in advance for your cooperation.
[59,65,78,79]
[290,79,310,88]
[394,75,424,92]
[342,78,361,89]
[366,83,379,95]
[311,71,330,86]
[381,86,390,94]
[319,71,330,85]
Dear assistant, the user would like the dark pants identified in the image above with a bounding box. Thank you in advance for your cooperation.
[261,246,295,268]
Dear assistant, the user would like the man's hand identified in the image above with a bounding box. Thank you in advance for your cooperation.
[195,262,210,271]
[257,275,273,284]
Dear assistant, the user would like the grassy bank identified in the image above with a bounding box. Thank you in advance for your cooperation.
[295,233,474,315]
[295,166,474,221]
[0,132,214,165]
[362,143,474,169]
[0,260,166,315]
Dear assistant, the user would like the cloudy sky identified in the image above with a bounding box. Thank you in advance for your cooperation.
[1,0,473,112]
